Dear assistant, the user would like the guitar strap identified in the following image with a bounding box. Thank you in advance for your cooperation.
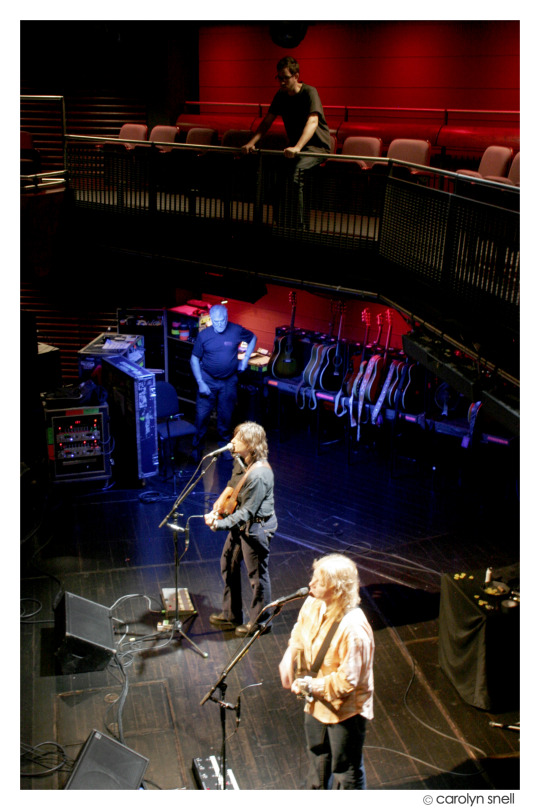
[306,621,340,677]
[228,460,271,507]
[371,360,399,424]
[347,362,367,427]
[462,401,482,448]
[356,354,380,440]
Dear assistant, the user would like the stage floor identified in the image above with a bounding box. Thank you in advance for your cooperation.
[20,418,520,791]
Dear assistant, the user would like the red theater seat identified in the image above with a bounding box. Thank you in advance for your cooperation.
[456,145,513,179]
[384,139,431,178]
[485,151,520,186]
[336,110,443,155]
[341,136,383,169]
[20,130,41,175]
[222,129,253,148]
[149,125,180,152]
[185,127,219,147]
[117,123,148,149]
[177,113,258,141]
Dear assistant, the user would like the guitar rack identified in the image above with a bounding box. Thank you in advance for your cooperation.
[264,378,516,467]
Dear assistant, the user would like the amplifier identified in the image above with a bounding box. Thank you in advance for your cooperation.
[44,403,111,482]
[402,332,481,401]
[102,356,158,480]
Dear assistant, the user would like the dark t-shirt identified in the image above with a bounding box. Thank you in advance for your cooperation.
[192,321,255,379]
[269,84,333,153]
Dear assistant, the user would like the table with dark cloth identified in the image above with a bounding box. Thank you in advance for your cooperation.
[438,564,519,711]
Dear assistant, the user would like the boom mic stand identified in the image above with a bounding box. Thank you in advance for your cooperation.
[198,601,284,790]
[157,456,219,659]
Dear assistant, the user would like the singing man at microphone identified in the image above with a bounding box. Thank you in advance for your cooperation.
[205,422,277,637]
[278,554,375,789]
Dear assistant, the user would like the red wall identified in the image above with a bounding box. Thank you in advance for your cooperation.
[189,284,410,355]
[199,21,519,111]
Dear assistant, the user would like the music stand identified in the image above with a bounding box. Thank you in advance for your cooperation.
[157,456,219,659]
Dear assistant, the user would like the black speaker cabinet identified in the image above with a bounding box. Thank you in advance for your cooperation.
[64,730,149,789]
[54,592,116,674]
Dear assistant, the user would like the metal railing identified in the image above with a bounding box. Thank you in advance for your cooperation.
[61,134,519,370]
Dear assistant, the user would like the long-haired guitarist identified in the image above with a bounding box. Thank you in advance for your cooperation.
[278,554,374,789]
[205,422,278,637]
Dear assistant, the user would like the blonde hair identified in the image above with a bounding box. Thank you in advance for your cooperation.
[233,421,268,462]
[313,554,360,617]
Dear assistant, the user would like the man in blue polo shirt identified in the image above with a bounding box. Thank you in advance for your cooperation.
[190,304,256,459]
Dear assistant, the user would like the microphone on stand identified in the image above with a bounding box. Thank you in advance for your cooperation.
[202,443,234,459]
[266,587,309,609]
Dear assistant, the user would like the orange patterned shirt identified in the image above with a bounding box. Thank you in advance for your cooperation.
[289,596,375,724]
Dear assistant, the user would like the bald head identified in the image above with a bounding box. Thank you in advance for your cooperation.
[210,305,228,334]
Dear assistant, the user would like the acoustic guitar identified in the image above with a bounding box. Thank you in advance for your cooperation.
[400,361,426,414]
[271,291,302,379]
[212,460,271,518]
[319,302,347,393]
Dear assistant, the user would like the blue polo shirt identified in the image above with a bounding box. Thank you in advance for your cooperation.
[192,322,255,379]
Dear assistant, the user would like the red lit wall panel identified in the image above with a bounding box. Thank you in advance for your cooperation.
[198,21,519,112]
[192,285,409,356]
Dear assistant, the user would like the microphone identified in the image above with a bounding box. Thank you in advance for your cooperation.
[266,587,309,608]
[236,694,241,728]
[202,443,234,459]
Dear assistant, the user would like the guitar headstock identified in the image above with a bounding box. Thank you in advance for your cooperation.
[289,291,297,306]
[361,307,371,327]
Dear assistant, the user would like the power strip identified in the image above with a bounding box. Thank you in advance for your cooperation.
[192,756,240,790]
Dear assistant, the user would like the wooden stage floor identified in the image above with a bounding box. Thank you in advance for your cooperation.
[20,417,521,793]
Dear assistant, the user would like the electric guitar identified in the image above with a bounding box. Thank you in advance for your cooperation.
[334,307,371,419]
[343,307,371,398]
[365,309,393,404]
[271,291,302,379]
[296,340,329,409]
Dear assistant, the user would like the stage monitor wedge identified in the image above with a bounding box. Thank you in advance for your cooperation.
[64,730,149,789]
[54,592,116,674]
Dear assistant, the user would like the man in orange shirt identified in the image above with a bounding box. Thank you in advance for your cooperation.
[279,554,374,789]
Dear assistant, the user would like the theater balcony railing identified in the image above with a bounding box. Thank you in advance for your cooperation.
[61,134,519,379]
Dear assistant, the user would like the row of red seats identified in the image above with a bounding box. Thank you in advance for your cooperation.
[173,107,519,168]
[102,123,520,186]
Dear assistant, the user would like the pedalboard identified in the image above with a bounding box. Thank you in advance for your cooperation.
[160,588,197,619]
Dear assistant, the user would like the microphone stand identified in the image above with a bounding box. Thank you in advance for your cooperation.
[157,456,219,659]
[199,602,283,790]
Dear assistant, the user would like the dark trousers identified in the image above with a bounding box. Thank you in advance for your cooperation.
[220,517,277,625]
[304,712,367,790]
[276,152,327,228]
[194,371,238,447]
